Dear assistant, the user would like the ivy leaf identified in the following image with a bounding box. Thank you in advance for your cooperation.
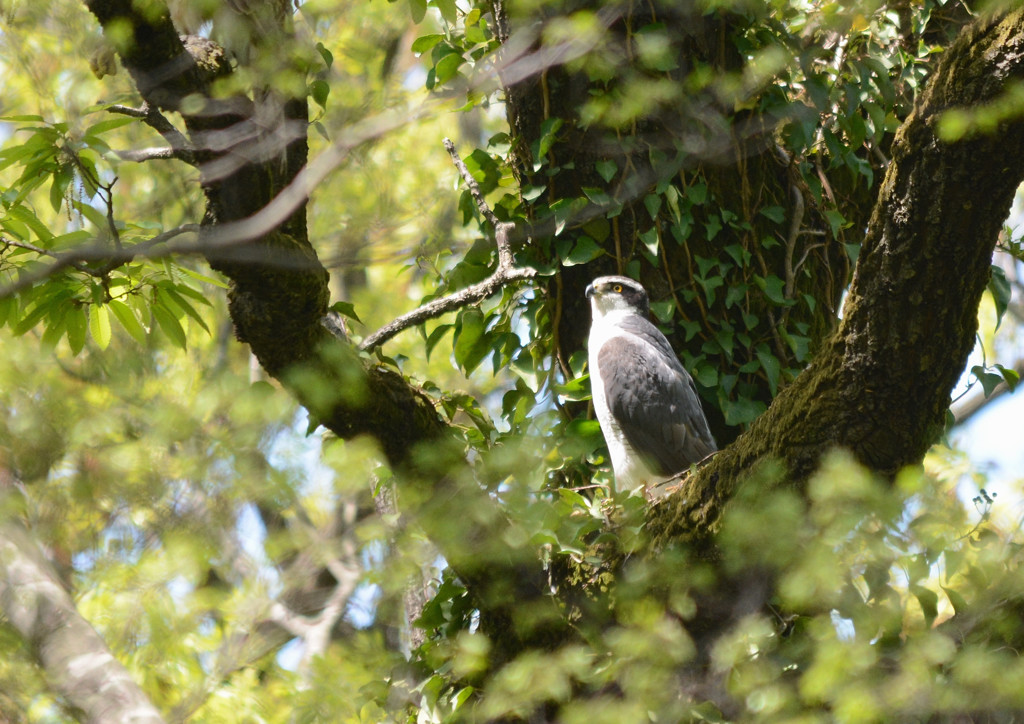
[970,365,1004,397]
[754,274,787,305]
[995,364,1019,392]
[595,159,617,183]
[756,348,782,397]
[562,236,602,266]
[760,205,785,223]
[330,300,362,324]
[988,265,1011,330]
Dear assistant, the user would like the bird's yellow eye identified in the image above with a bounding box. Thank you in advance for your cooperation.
[613,284,623,293]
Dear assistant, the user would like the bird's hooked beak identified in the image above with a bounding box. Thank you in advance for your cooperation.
[585,282,596,298]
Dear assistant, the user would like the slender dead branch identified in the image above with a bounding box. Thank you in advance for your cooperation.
[358,140,535,351]
[115,146,181,162]
[443,137,500,228]
[109,103,196,165]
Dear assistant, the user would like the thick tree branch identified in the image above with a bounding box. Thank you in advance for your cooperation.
[650,7,1024,545]
[0,521,164,724]
[84,0,552,659]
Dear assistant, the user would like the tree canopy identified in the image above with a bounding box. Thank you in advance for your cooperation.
[1,0,1024,721]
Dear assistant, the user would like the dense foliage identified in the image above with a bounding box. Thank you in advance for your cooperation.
[1,0,1024,722]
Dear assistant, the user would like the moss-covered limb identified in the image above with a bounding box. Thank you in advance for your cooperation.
[649,8,1024,547]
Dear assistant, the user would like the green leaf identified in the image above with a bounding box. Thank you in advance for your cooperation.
[49,165,73,213]
[595,159,617,183]
[685,182,707,205]
[425,323,452,361]
[989,265,1011,329]
[179,266,229,289]
[971,365,1005,397]
[754,275,787,305]
[12,297,57,336]
[82,116,136,137]
[407,0,426,22]
[315,41,334,69]
[433,0,457,23]
[643,194,662,220]
[40,309,66,351]
[7,204,54,243]
[411,34,444,53]
[535,118,564,160]
[108,299,148,344]
[309,79,330,110]
[161,286,210,333]
[563,236,602,266]
[153,302,187,350]
[759,205,785,223]
[995,364,1020,391]
[911,585,938,628]
[330,300,362,324]
[89,303,112,350]
[941,585,968,615]
[65,308,86,354]
[639,227,659,257]
[554,375,591,402]
[453,307,488,374]
[721,396,765,426]
[756,348,782,397]
[433,52,464,85]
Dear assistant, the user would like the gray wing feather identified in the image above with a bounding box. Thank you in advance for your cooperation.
[598,317,716,475]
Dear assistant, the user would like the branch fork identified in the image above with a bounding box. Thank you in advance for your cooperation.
[356,138,534,352]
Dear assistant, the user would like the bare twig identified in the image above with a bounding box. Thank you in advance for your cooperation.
[357,225,534,351]
[109,103,197,165]
[115,146,181,162]
[443,137,499,228]
[783,184,805,299]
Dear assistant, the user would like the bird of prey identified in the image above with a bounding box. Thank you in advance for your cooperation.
[586,275,717,493]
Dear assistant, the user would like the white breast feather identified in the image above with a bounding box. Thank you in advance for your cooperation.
[588,308,662,492]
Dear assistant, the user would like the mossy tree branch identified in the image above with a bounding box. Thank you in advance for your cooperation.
[649,7,1024,546]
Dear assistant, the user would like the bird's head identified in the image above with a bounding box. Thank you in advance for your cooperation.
[585,275,650,319]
